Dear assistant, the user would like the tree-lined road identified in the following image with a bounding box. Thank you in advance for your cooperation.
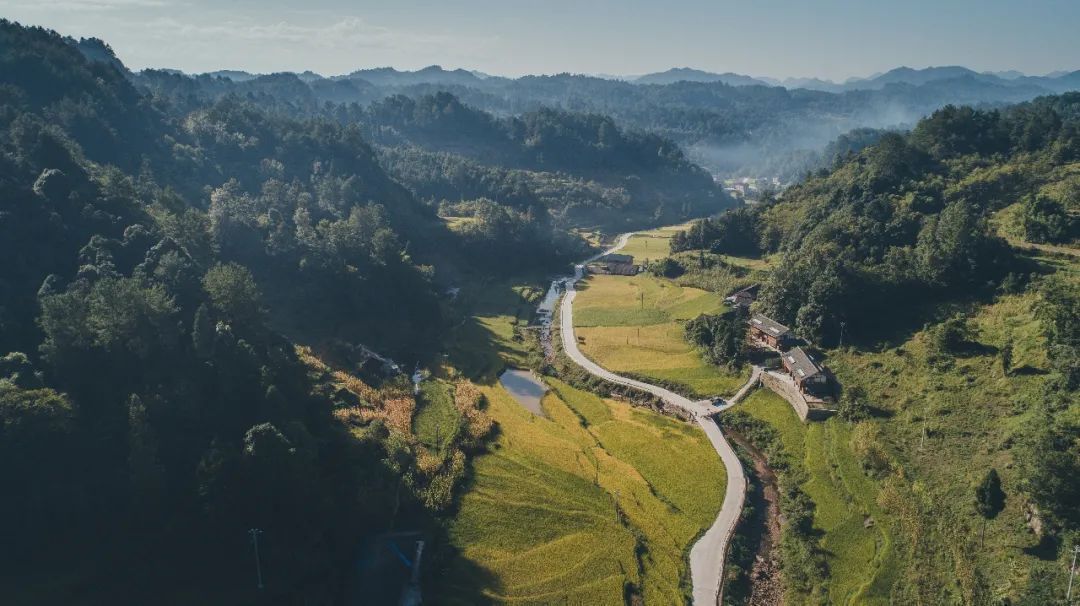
[558,235,747,606]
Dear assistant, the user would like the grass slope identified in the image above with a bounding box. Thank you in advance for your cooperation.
[731,389,897,605]
[824,280,1064,600]
[574,273,746,397]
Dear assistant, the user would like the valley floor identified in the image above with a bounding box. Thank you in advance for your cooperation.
[573,230,749,399]
[437,251,727,604]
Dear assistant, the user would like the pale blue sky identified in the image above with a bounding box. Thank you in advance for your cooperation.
[3,0,1077,79]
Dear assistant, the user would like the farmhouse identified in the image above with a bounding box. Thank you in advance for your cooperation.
[748,313,791,349]
[781,346,828,394]
[587,253,639,276]
[599,253,633,265]
[724,284,760,308]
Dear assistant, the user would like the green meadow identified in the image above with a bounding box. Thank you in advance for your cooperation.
[574,273,747,398]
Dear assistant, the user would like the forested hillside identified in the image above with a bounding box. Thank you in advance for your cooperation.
[134,63,1080,178]
[676,94,1079,603]
[135,80,733,228]
[1,20,708,603]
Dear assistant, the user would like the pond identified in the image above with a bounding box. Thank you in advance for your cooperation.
[498,368,548,417]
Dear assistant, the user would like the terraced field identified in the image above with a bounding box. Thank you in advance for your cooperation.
[730,389,897,605]
[443,378,725,604]
[574,273,747,398]
[616,223,689,261]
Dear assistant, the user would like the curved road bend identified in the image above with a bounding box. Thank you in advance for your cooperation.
[558,235,747,606]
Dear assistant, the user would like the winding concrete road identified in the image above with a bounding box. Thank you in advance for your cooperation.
[557,235,747,606]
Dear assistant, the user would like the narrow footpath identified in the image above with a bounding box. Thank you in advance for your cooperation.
[557,235,748,606]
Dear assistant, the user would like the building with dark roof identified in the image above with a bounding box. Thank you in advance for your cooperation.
[724,284,760,308]
[604,263,640,276]
[586,253,639,276]
[781,346,827,393]
[599,253,634,265]
[748,313,791,349]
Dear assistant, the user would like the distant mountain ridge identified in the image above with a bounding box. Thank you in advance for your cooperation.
[633,67,772,87]
[173,63,1080,96]
[128,54,1080,177]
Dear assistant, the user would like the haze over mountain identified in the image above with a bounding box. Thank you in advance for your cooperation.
[132,58,1080,178]
[632,68,772,87]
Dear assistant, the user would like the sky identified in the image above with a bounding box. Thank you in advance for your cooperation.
[2,0,1078,80]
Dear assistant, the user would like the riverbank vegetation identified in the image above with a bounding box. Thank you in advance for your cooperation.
[723,389,896,604]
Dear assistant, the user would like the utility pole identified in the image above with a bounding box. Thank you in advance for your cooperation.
[839,321,846,349]
[614,489,620,523]
[640,292,644,310]
[1068,544,1080,602]
[410,540,425,585]
[249,528,265,591]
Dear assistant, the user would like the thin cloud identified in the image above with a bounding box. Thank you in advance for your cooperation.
[123,15,499,73]
[1,0,171,10]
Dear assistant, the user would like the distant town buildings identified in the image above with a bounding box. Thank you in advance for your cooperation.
[721,176,784,201]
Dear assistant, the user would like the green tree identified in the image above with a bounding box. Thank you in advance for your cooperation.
[191,303,214,357]
[999,338,1013,376]
[929,314,972,355]
[1021,194,1074,244]
[838,385,871,422]
[202,263,262,326]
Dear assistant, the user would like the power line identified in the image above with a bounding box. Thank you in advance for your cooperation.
[1068,544,1080,602]
[249,528,265,591]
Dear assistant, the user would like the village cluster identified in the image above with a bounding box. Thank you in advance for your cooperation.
[584,252,837,420]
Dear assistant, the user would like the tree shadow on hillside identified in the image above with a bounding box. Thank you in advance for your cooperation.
[845,284,1012,353]
[1010,365,1049,377]
[1022,533,1060,561]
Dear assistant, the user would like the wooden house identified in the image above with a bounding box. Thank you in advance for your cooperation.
[724,284,760,308]
[587,253,639,276]
[748,313,791,349]
[781,346,828,394]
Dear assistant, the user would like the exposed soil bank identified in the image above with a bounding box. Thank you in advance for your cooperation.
[726,429,783,606]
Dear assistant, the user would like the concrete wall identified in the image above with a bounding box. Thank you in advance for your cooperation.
[761,370,810,421]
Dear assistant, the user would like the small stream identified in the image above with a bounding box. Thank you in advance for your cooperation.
[498,369,548,417]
